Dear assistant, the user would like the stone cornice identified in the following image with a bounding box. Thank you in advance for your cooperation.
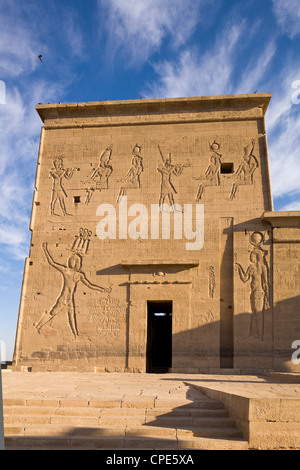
[262,211,300,227]
[36,94,271,129]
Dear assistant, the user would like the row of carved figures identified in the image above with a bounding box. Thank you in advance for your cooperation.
[48,140,258,216]
[34,228,269,343]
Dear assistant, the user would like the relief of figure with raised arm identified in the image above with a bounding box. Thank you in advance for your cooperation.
[34,243,111,338]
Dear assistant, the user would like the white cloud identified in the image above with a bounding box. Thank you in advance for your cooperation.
[143,21,245,98]
[0,224,27,249]
[0,79,65,261]
[267,110,300,199]
[0,3,44,79]
[272,0,300,38]
[0,2,81,263]
[0,86,37,261]
[98,0,212,65]
[63,11,86,60]
[280,201,300,211]
[235,41,276,95]
[0,1,86,80]
[264,60,300,200]
[141,14,300,205]
[143,19,279,100]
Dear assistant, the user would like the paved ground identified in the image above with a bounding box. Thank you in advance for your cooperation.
[2,371,300,402]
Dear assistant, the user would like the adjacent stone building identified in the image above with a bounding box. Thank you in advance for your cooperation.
[13,94,300,373]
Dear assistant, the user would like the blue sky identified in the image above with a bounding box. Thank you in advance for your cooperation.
[1,0,300,360]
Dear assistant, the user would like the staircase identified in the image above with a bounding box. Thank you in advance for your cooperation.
[4,395,248,450]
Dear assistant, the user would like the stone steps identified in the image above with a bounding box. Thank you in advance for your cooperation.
[4,415,236,427]
[3,405,229,417]
[4,397,248,450]
[5,423,242,437]
[5,435,248,450]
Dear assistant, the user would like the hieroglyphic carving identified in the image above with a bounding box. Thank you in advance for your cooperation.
[71,228,92,255]
[208,265,216,298]
[235,231,270,341]
[199,309,214,325]
[229,139,258,200]
[84,146,113,204]
[153,271,166,278]
[34,242,111,338]
[88,296,127,340]
[117,144,143,203]
[157,145,191,209]
[49,157,77,216]
[193,141,222,201]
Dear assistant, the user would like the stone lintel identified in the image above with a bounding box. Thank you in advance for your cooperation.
[120,260,199,268]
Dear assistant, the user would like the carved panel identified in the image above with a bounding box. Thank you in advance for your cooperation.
[34,235,111,338]
[49,157,77,216]
[83,146,113,204]
[193,141,222,200]
[235,231,270,341]
[229,139,258,200]
[117,144,144,203]
[157,144,191,209]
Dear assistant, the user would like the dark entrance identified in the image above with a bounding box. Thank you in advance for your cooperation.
[146,301,172,373]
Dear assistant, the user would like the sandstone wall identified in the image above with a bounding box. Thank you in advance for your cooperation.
[13,95,279,372]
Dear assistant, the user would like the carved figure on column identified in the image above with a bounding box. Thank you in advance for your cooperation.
[84,146,113,204]
[229,139,258,200]
[208,265,216,298]
[49,157,77,216]
[117,144,144,203]
[34,242,111,338]
[235,232,270,341]
[193,141,222,201]
[71,228,92,254]
[157,145,191,210]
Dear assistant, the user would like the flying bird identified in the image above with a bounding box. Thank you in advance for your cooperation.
[38,55,42,62]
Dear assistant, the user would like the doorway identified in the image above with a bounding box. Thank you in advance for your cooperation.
[146,301,172,373]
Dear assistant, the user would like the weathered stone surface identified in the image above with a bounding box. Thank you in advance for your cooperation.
[3,372,300,449]
[12,94,300,373]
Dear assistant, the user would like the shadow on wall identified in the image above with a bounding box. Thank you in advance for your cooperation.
[152,294,300,374]
[272,293,300,372]
[93,243,294,373]
[18,258,300,375]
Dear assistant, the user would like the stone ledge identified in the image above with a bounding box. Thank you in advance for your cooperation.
[262,372,300,383]
[262,211,300,227]
[191,383,300,449]
[36,94,271,129]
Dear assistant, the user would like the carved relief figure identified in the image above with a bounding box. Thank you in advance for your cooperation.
[235,232,270,341]
[193,141,222,201]
[208,265,216,298]
[198,309,214,327]
[49,157,77,216]
[84,146,113,204]
[34,242,111,338]
[229,139,258,200]
[71,228,92,254]
[117,144,143,203]
[157,145,191,209]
